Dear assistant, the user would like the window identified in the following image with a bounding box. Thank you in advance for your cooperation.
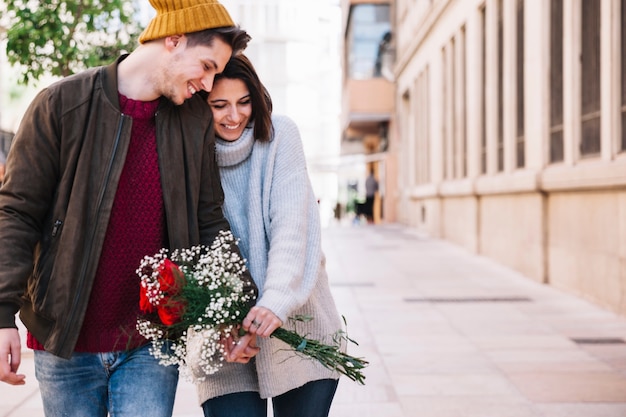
[549,0,564,163]
[346,4,391,79]
[443,29,467,179]
[442,45,448,179]
[442,41,455,179]
[458,26,468,177]
[497,0,504,172]
[516,0,525,168]
[451,38,457,179]
[417,68,431,184]
[401,89,413,186]
[481,6,487,174]
[621,0,626,151]
[580,0,601,156]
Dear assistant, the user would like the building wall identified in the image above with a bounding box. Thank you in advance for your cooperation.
[548,190,626,313]
[479,193,545,283]
[441,195,478,253]
[335,0,395,225]
[402,194,442,237]
[393,0,626,315]
[383,149,399,222]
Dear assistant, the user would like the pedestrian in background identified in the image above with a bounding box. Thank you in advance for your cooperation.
[363,168,379,224]
[0,1,255,416]
[193,53,343,417]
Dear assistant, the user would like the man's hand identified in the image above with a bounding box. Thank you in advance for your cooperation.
[0,328,25,385]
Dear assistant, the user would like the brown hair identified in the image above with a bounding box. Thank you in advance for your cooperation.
[185,26,251,56]
[213,54,273,141]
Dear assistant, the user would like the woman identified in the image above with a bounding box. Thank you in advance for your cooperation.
[193,54,343,417]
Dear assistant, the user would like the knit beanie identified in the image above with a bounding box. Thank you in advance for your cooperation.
[139,0,235,43]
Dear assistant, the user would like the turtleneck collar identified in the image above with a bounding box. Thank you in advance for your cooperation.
[118,93,159,119]
[216,126,256,167]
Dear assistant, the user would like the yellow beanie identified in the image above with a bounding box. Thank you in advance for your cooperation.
[139,0,235,43]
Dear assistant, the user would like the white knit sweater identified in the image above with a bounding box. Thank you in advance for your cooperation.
[194,114,342,402]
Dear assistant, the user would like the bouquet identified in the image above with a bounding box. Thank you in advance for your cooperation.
[136,230,369,384]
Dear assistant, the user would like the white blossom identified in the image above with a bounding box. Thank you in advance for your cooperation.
[135,230,255,381]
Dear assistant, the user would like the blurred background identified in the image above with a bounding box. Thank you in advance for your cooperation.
[2,0,626,320]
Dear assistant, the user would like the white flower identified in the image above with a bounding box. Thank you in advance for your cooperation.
[135,230,255,381]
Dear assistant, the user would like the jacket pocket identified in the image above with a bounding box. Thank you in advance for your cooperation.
[29,219,63,309]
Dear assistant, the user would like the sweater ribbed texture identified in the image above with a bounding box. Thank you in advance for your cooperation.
[193,115,343,402]
[73,94,163,352]
[26,95,164,352]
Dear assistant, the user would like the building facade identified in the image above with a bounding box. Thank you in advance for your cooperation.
[222,0,343,225]
[389,0,626,315]
[339,0,396,223]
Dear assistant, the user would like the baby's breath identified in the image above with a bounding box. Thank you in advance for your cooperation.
[136,230,255,379]
[136,230,369,385]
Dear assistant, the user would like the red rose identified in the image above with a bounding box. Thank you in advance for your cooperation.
[158,259,185,295]
[139,285,155,313]
[155,259,187,325]
[157,299,186,326]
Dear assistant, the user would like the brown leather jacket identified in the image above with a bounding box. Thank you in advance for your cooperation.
[0,56,256,358]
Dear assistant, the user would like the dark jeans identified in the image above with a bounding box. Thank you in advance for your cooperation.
[202,378,339,417]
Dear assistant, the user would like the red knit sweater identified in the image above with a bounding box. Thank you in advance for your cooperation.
[28,94,164,352]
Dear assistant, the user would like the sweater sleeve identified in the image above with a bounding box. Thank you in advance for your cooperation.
[255,115,322,322]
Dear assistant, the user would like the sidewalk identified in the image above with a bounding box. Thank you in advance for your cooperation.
[3,223,626,416]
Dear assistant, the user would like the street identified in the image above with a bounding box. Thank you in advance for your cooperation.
[3,223,626,416]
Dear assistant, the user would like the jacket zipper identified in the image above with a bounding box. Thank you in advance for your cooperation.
[58,115,128,353]
[51,220,63,237]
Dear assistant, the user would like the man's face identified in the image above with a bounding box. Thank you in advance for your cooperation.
[159,35,233,105]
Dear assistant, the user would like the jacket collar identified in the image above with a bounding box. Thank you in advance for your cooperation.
[101,55,126,111]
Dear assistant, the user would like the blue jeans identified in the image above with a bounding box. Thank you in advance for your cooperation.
[202,379,339,417]
[34,344,179,417]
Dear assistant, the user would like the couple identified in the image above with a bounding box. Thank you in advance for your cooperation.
[0,0,343,416]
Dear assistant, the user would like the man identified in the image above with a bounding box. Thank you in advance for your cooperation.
[0,0,256,415]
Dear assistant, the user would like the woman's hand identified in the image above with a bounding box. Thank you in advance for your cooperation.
[242,306,282,338]
[223,330,260,363]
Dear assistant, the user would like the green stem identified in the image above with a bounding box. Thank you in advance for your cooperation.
[271,327,368,385]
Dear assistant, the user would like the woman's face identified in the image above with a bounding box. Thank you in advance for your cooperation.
[207,78,252,142]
